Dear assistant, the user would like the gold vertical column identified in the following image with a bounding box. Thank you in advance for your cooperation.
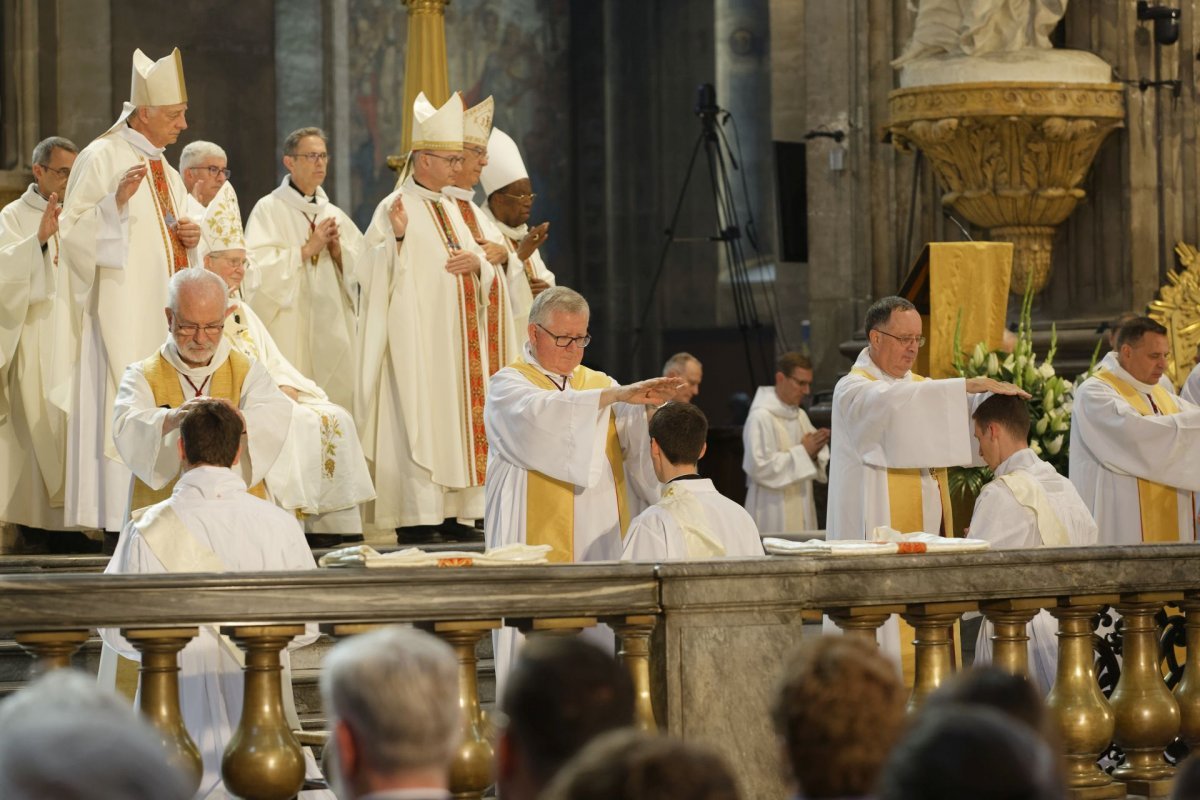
[1046,600,1125,800]
[604,615,658,731]
[828,605,904,644]
[122,627,203,794]
[13,629,90,675]
[1110,595,1181,797]
[400,0,451,155]
[980,598,1052,678]
[219,625,307,800]
[901,602,973,711]
[420,620,501,800]
[1175,597,1200,751]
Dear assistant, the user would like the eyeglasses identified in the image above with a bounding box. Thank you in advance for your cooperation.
[783,373,812,389]
[875,329,926,348]
[213,254,248,268]
[425,153,466,168]
[289,152,329,164]
[173,320,225,337]
[536,323,591,348]
[465,146,487,158]
[38,165,71,178]
[192,165,232,178]
[500,191,537,203]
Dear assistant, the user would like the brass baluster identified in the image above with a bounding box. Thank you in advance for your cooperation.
[122,627,203,794]
[220,625,306,800]
[828,605,904,644]
[1110,595,1181,797]
[1045,600,1125,800]
[13,629,90,675]
[511,616,599,637]
[901,602,973,711]
[980,598,1052,678]
[604,615,657,731]
[420,620,501,800]
[1175,596,1200,752]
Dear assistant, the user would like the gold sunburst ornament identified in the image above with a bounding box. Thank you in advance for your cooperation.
[1147,242,1200,391]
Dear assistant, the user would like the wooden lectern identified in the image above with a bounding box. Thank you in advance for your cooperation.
[898,242,1014,378]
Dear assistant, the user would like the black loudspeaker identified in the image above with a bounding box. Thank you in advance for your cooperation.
[774,141,808,263]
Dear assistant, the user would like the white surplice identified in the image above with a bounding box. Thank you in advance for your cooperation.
[99,466,331,800]
[112,337,290,510]
[60,123,197,530]
[622,477,764,561]
[224,294,374,533]
[969,448,1098,693]
[244,178,363,411]
[480,200,556,334]
[1182,364,1200,405]
[0,185,70,528]
[356,179,504,528]
[742,386,829,533]
[1069,361,1200,544]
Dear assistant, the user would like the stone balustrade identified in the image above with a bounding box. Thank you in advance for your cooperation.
[2,545,1200,799]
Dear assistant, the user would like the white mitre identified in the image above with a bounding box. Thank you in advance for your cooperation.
[109,47,188,133]
[411,91,464,151]
[480,128,528,196]
[201,182,245,253]
[464,96,495,148]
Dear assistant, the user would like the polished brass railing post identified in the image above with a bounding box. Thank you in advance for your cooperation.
[603,615,657,731]
[13,629,90,675]
[1046,599,1126,800]
[123,627,203,794]
[980,598,1052,678]
[1110,594,1181,797]
[420,620,501,800]
[901,602,973,711]
[828,605,904,644]
[511,616,599,637]
[1175,596,1200,751]
[219,625,306,800]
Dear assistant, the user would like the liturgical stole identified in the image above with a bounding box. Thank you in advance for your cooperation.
[130,350,267,513]
[1093,370,1182,542]
[508,360,631,563]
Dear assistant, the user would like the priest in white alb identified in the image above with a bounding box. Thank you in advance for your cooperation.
[201,181,374,536]
[112,268,290,517]
[1070,316,1200,544]
[60,47,199,534]
[0,136,77,531]
[244,127,362,410]
[742,351,830,533]
[968,393,1098,693]
[623,402,763,561]
[484,286,679,687]
[480,127,555,334]
[826,296,1026,661]
[358,93,506,538]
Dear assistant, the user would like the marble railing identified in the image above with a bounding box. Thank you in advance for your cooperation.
[2,545,1200,799]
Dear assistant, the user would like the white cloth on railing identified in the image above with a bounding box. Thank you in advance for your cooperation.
[762,538,899,556]
[868,526,991,552]
[318,543,552,568]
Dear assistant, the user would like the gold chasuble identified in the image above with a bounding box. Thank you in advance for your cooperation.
[508,360,631,563]
[130,350,267,512]
[1094,370,1182,542]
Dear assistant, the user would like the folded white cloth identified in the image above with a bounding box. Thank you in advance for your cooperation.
[762,537,899,557]
[868,526,991,553]
[319,543,552,568]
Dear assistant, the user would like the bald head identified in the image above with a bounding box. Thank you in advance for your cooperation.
[662,353,702,403]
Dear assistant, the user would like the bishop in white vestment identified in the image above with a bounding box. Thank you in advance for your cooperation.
[0,137,77,529]
[201,181,374,534]
[101,398,330,799]
[480,127,555,334]
[968,394,1098,694]
[60,48,199,532]
[1070,317,1200,544]
[244,128,362,411]
[623,403,763,561]
[742,353,830,533]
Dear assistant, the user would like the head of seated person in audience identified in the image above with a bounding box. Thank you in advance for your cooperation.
[0,669,192,800]
[649,401,708,483]
[922,666,1051,742]
[972,393,1032,471]
[879,705,1066,800]
[1171,755,1200,800]
[497,636,636,800]
[541,729,741,800]
[177,396,244,472]
[772,635,906,799]
[320,626,461,800]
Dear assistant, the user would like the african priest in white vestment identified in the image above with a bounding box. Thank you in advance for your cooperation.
[244,127,363,411]
[60,48,199,532]
[1070,316,1200,544]
[969,394,1097,693]
[202,182,374,535]
[358,93,514,533]
[0,136,77,530]
[112,268,290,520]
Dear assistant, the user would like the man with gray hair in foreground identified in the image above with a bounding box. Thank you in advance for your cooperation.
[320,626,461,800]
